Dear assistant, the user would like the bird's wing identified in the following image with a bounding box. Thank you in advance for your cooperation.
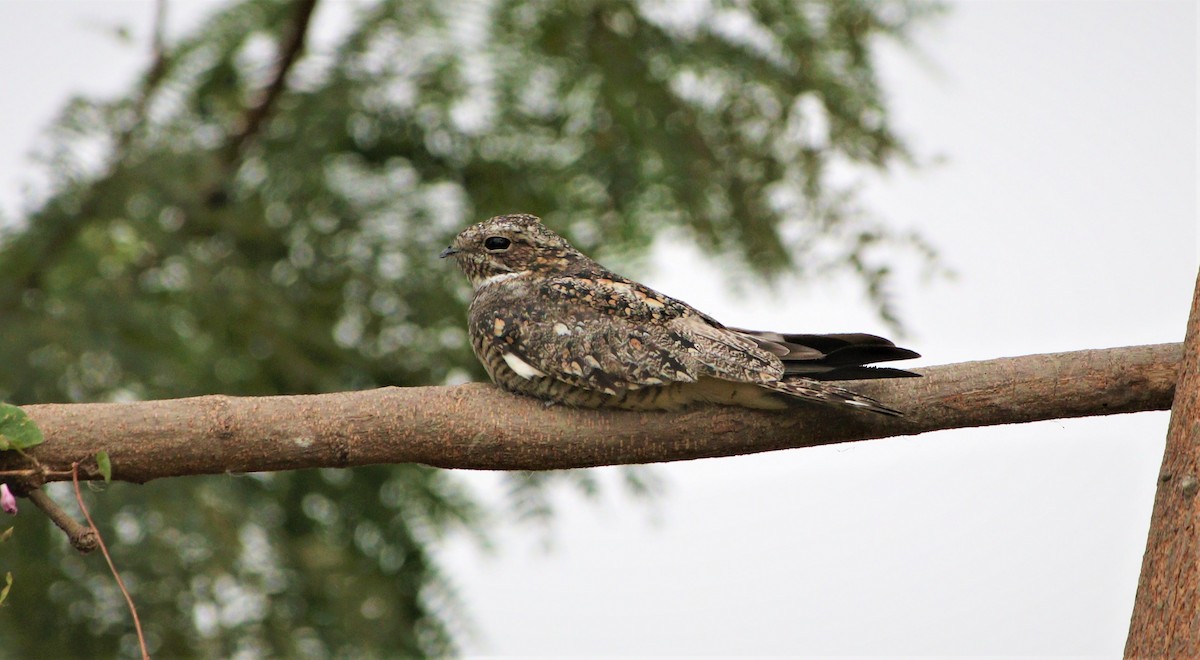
[472,275,780,394]
[668,315,783,385]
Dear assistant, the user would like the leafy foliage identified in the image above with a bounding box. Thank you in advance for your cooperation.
[0,571,11,607]
[95,451,113,483]
[0,0,939,655]
[0,403,45,452]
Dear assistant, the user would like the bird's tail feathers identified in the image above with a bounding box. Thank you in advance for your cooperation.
[734,329,921,380]
[766,378,904,417]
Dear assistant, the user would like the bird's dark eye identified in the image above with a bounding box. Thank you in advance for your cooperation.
[484,236,512,251]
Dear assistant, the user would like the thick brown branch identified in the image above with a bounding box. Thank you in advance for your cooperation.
[1126,271,1200,657]
[4,344,1179,484]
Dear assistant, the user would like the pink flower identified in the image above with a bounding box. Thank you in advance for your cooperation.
[0,484,17,515]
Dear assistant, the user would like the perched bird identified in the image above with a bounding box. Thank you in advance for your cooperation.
[440,214,919,416]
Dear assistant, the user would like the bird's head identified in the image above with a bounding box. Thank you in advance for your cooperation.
[440,214,585,289]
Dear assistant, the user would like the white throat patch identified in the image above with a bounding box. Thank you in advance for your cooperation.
[476,270,528,290]
[502,352,546,379]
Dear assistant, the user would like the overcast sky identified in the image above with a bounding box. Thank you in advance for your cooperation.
[0,1,1196,656]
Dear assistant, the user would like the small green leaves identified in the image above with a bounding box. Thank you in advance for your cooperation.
[95,452,112,483]
[0,572,11,606]
[0,404,44,452]
[0,527,12,543]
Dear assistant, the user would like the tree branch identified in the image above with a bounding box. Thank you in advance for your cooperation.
[1126,270,1200,657]
[3,344,1179,484]
[26,488,97,554]
[221,0,319,164]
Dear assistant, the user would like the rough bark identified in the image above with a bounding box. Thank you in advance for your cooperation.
[1126,273,1200,657]
[0,343,1179,486]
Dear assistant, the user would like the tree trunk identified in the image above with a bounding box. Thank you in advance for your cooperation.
[1126,270,1200,657]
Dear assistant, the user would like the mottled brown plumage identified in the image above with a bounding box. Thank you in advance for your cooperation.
[440,214,919,415]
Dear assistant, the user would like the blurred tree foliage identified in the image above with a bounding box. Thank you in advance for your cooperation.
[0,0,941,656]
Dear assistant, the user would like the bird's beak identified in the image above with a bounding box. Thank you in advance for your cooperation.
[439,246,460,259]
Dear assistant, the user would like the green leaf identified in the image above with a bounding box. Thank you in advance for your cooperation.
[0,527,12,543]
[0,404,44,451]
[95,452,111,483]
[0,572,11,606]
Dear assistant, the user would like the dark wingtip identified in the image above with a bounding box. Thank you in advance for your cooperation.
[823,345,921,366]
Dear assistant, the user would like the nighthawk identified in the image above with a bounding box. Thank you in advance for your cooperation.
[440,214,919,416]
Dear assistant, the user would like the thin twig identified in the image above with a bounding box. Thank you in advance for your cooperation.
[72,463,149,660]
[151,0,167,57]
[0,469,76,479]
[116,0,171,155]
[26,489,97,553]
[222,0,320,162]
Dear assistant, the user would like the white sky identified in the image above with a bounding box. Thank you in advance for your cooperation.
[0,1,1196,656]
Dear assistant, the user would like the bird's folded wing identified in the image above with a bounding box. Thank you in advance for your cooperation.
[669,316,783,385]
[474,275,789,394]
[475,296,701,395]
